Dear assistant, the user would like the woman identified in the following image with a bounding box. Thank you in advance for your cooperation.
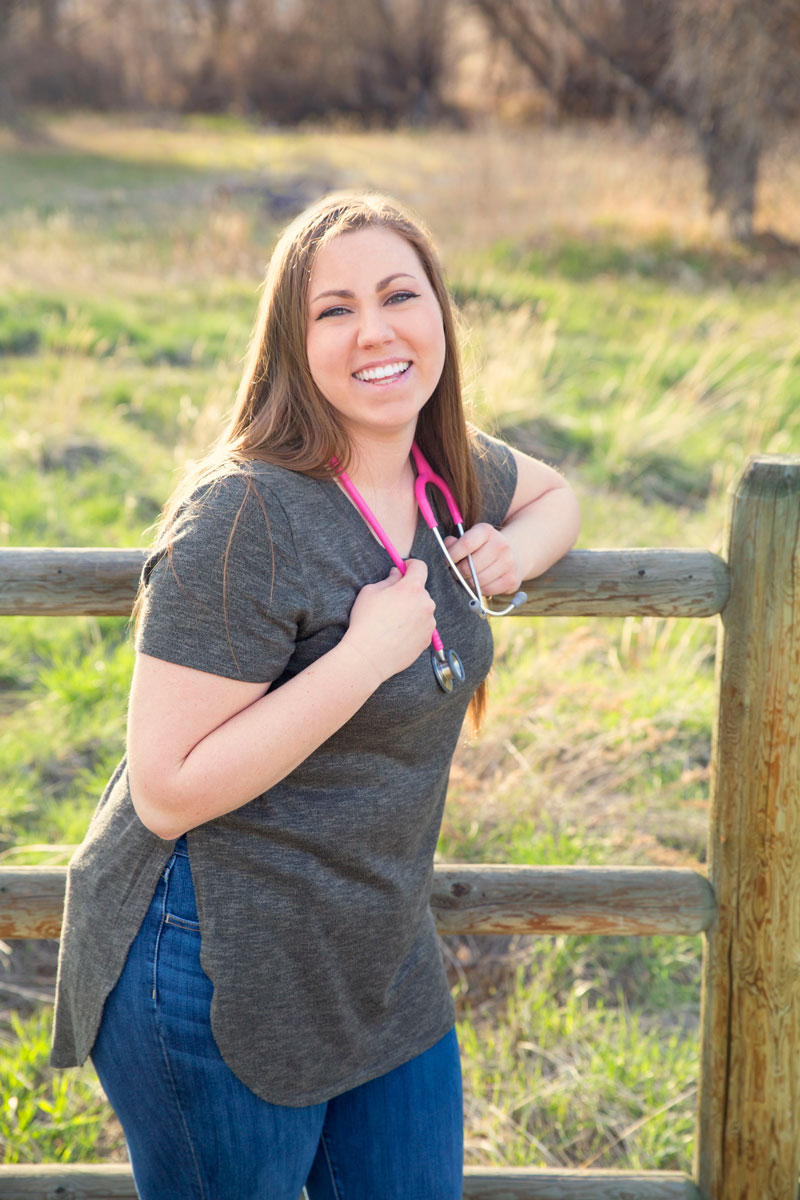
[51,192,580,1199]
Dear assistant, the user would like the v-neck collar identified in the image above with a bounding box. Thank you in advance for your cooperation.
[318,474,427,564]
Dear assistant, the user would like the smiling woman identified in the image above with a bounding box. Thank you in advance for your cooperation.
[49,191,580,1200]
[306,227,446,445]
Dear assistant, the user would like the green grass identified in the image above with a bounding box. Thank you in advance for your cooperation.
[460,946,698,1169]
[0,1010,122,1163]
[0,617,132,854]
[2,112,800,1174]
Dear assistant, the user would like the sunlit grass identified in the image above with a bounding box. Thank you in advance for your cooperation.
[0,1010,124,1163]
[461,964,698,1170]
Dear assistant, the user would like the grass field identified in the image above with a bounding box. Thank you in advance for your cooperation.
[1,111,800,1172]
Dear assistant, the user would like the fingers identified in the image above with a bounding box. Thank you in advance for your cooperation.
[446,524,521,595]
[370,565,403,591]
[345,558,435,683]
[446,523,494,565]
[394,559,435,621]
[400,558,429,586]
[444,527,485,585]
[364,559,430,599]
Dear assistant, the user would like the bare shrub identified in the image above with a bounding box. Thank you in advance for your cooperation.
[470,0,673,120]
[229,0,453,125]
[0,0,454,124]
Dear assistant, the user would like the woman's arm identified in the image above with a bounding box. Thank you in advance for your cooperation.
[446,448,580,596]
[128,561,435,840]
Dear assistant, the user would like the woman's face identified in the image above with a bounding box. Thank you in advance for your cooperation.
[305,226,446,445]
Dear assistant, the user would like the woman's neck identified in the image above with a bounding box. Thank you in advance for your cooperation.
[344,429,415,493]
[337,429,420,558]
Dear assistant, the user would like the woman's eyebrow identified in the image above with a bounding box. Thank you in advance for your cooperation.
[310,273,418,304]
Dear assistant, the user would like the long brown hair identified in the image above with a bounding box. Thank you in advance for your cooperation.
[135,191,487,725]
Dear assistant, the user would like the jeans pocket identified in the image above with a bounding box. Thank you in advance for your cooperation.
[164,912,201,932]
[153,853,209,1014]
[162,849,201,932]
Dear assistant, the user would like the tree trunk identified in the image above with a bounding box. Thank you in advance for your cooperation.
[36,0,58,44]
[668,0,777,242]
[701,109,759,240]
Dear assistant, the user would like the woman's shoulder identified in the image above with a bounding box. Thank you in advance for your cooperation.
[185,458,316,518]
[245,457,318,494]
[469,426,517,480]
[468,426,519,525]
[147,460,311,576]
[469,424,513,459]
[140,458,313,609]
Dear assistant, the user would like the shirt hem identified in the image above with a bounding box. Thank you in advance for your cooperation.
[212,1011,457,1108]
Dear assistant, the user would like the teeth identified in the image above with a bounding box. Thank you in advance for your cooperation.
[354,361,410,382]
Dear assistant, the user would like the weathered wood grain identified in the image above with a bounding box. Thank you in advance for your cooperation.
[0,547,729,617]
[696,456,800,1199]
[0,1165,137,1198]
[462,1167,701,1198]
[499,548,729,617]
[0,868,66,939]
[0,864,715,940]
[0,1164,700,1199]
[431,865,715,936]
[0,548,144,616]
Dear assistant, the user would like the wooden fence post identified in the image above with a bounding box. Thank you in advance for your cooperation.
[696,456,800,1198]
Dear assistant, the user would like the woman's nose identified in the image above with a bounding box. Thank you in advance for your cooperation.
[357,305,394,347]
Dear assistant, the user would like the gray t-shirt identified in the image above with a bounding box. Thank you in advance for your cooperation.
[51,432,518,1106]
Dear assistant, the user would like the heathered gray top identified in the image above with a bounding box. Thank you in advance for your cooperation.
[51,431,518,1106]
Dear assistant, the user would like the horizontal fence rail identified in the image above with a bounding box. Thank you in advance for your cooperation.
[0,547,730,618]
[0,863,716,940]
[0,1163,702,1199]
[432,865,715,936]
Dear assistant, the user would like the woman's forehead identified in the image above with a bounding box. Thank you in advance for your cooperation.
[309,226,425,290]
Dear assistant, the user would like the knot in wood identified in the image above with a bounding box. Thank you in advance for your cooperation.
[450,882,470,897]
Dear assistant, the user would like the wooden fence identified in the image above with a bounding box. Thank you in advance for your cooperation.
[1,454,799,1199]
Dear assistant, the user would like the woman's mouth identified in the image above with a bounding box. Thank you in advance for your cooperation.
[353,361,411,383]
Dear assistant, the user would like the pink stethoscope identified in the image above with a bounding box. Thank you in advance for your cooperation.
[334,442,527,693]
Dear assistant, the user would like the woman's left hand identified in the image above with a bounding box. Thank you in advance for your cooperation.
[444,524,522,597]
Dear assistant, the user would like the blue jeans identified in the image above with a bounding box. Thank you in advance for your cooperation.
[91,839,464,1200]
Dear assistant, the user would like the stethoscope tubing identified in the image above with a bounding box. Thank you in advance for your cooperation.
[409,442,527,618]
[332,442,527,691]
[333,460,447,655]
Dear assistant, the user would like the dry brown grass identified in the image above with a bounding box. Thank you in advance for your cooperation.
[3,114,800,283]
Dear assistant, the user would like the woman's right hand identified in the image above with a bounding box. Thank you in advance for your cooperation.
[342,559,436,685]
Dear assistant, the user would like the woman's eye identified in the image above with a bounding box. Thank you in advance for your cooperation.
[317,305,350,319]
[386,290,419,305]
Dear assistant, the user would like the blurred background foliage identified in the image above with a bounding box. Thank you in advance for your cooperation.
[2,0,800,240]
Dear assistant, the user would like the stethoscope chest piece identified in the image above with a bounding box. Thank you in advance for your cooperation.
[431,647,465,694]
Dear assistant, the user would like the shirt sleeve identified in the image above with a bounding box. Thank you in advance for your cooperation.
[471,428,519,528]
[136,473,306,683]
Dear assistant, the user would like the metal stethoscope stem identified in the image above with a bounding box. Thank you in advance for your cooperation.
[429,526,528,619]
